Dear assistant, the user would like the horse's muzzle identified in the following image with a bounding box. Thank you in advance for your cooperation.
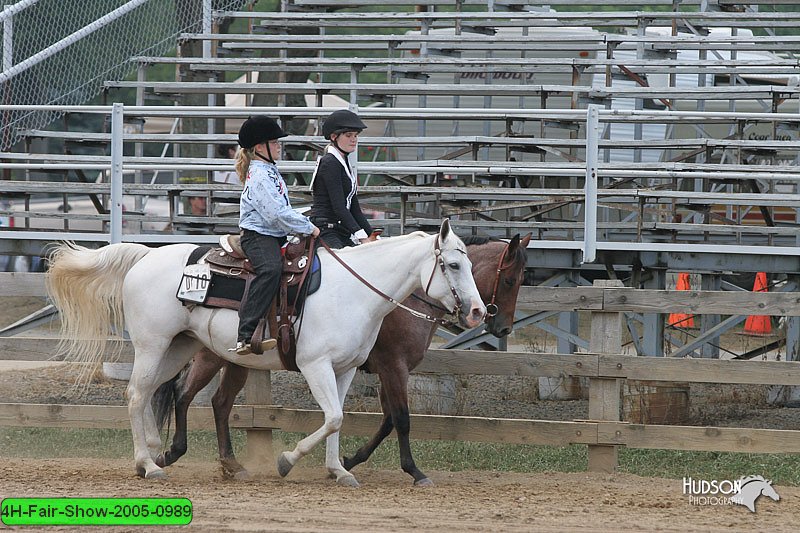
[461,299,486,329]
[488,323,513,338]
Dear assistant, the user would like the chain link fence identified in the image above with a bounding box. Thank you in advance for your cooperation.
[0,0,250,151]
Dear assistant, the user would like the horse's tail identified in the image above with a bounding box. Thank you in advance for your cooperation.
[152,360,192,433]
[46,242,151,373]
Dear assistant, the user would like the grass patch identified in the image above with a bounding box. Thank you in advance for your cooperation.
[619,449,800,486]
[0,427,237,461]
[3,427,799,486]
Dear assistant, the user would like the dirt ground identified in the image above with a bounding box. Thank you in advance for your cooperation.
[0,457,797,532]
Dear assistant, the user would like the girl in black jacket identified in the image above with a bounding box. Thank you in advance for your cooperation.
[309,109,374,248]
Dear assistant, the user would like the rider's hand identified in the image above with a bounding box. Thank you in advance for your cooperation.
[311,225,320,237]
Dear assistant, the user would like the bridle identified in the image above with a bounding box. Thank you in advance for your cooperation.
[424,234,464,315]
[318,236,464,326]
[485,242,515,318]
[413,240,516,324]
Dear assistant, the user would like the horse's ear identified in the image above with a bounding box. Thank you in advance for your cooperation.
[507,233,531,258]
[439,218,452,242]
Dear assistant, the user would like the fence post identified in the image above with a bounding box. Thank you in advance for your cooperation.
[244,370,273,473]
[588,279,623,473]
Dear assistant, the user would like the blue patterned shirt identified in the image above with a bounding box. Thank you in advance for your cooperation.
[239,160,314,237]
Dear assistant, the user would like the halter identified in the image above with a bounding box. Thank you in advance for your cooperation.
[485,242,514,318]
[318,236,463,326]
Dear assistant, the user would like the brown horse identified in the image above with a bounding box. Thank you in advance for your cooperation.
[153,233,531,485]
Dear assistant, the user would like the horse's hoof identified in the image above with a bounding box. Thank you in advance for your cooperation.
[342,455,355,471]
[145,468,167,480]
[220,458,250,481]
[232,469,252,481]
[135,466,146,478]
[337,474,360,488]
[414,477,434,487]
[277,452,294,478]
[155,453,166,468]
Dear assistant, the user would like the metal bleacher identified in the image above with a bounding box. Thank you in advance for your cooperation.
[3,0,800,358]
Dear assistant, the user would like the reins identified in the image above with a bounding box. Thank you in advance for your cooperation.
[317,237,459,326]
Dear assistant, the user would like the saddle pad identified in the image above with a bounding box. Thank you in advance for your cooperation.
[177,247,246,309]
[176,246,321,311]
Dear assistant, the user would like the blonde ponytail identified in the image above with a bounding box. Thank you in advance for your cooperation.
[234,148,253,184]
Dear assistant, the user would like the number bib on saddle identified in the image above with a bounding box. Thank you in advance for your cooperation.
[176,263,211,304]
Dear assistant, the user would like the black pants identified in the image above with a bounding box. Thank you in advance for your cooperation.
[237,230,284,343]
[319,228,354,249]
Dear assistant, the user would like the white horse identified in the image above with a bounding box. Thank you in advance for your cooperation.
[46,220,485,485]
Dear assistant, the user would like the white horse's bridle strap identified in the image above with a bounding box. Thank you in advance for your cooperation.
[423,235,464,317]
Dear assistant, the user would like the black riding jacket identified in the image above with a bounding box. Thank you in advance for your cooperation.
[309,149,373,237]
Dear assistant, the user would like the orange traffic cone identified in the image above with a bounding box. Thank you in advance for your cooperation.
[743,272,772,335]
[668,273,695,328]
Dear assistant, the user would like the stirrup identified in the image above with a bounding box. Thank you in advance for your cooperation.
[230,339,277,356]
[258,338,278,352]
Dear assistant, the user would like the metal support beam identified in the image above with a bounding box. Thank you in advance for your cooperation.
[583,104,599,264]
[110,103,124,244]
[671,314,747,359]
[700,273,722,358]
[641,269,665,356]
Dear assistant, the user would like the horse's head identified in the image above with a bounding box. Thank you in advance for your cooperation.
[737,475,781,510]
[468,233,531,338]
[761,480,780,502]
[424,220,486,329]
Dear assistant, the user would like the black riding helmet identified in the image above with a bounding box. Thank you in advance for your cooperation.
[321,109,367,140]
[238,115,287,163]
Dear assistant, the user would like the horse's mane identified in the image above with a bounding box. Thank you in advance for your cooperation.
[461,235,493,246]
[462,235,527,265]
[740,475,769,485]
[324,231,428,254]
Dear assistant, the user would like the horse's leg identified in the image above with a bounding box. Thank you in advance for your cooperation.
[128,350,174,479]
[212,362,250,480]
[128,335,198,479]
[324,367,359,487]
[156,348,224,468]
[278,362,357,486]
[342,381,395,471]
[144,402,162,460]
[342,361,431,485]
[380,366,432,486]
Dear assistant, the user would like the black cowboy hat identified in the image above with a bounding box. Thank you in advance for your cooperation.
[237,116,288,149]
[322,109,367,139]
